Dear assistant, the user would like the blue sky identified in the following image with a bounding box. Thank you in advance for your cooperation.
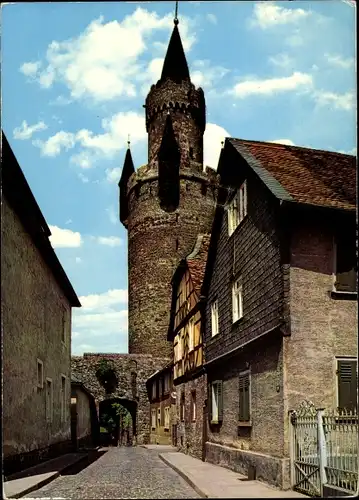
[2,1,356,355]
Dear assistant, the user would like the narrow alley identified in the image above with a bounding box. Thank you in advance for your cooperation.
[24,447,199,499]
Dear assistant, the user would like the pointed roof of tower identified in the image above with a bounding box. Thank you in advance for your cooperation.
[158,113,180,159]
[118,143,135,186]
[161,20,190,83]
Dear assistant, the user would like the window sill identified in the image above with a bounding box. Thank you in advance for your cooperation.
[330,290,357,300]
[238,421,252,427]
[232,316,244,327]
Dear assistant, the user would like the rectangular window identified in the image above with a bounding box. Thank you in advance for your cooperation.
[151,381,157,401]
[334,232,357,293]
[337,358,358,411]
[180,392,185,421]
[157,407,161,427]
[228,181,247,236]
[61,375,66,422]
[46,378,53,422]
[211,300,219,337]
[37,359,44,389]
[238,371,251,422]
[209,381,223,424]
[188,317,195,352]
[232,278,243,322]
[164,407,170,429]
[191,391,196,422]
[151,409,156,430]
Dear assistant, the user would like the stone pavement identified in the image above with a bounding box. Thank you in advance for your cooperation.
[21,447,199,499]
[3,451,88,499]
[159,452,308,498]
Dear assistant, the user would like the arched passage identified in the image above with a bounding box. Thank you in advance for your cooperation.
[99,398,137,447]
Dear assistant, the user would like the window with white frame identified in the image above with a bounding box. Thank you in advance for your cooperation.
[211,300,219,337]
[232,278,243,322]
[60,375,66,422]
[210,381,223,424]
[164,406,170,429]
[46,378,53,422]
[228,181,247,236]
[37,359,44,388]
[188,317,195,352]
[151,409,156,429]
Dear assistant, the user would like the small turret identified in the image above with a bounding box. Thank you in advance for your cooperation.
[119,142,135,226]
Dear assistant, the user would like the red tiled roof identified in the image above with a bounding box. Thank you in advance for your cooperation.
[229,139,356,211]
[186,234,211,297]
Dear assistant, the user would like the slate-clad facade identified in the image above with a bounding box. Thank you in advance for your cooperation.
[202,138,357,489]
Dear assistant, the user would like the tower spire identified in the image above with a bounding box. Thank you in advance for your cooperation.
[160,1,190,82]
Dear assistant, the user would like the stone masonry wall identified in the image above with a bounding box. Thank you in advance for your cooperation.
[71,354,169,444]
[2,197,72,472]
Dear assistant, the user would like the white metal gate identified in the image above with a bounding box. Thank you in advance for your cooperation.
[290,401,321,496]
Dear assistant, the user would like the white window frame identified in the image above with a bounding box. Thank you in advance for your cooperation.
[227,181,247,236]
[211,382,220,424]
[164,406,170,429]
[60,375,66,422]
[188,317,195,352]
[211,300,219,337]
[37,359,44,389]
[151,409,156,429]
[46,378,53,423]
[232,278,243,322]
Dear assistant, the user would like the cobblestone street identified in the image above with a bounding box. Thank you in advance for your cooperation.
[26,447,199,499]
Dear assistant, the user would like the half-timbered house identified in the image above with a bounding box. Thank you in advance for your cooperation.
[168,234,210,459]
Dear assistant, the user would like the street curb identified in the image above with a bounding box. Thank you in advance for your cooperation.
[5,453,89,499]
[159,454,208,498]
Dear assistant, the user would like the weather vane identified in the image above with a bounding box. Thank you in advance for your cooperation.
[174,1,179,25]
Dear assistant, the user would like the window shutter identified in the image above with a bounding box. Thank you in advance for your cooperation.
[239,374,250,421]
[336,233,357,292]
[338,360,357,411]
[218,381,224,422]
[208,383,213,422]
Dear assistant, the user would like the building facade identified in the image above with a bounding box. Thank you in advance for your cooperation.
[168,234,210,459]
[146,362,175,445]
[202,138,357,489]
[2,134,81,475]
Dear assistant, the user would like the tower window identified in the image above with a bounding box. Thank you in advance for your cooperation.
[189,147,194,159]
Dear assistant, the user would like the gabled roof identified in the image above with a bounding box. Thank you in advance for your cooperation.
[161,21,190,83]
[227,138,356,211]
[2,133,81,307]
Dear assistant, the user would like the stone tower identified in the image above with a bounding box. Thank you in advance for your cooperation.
[119,17,218,357]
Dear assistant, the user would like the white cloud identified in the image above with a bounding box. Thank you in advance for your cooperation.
[97,236,123,247]
[251,1,311,30]
[21,8,196,103]
[20,61,41,77]
[106,167,122,183]
[206,13,217,25]
[79,289,128,310]
[268,53,294,69]
[49,225,82,248]
[13,120,47,140]
[232,72,313,98]
[204,123,230,170]
[34,131,76,156]
[269,139,296,146]
[191,60,229,90]
[313,90,355,111]
[106,206,118,225]
[325,53,354,69]
[70,150,94,169]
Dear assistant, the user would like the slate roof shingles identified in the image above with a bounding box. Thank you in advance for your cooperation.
[229,138,356,211]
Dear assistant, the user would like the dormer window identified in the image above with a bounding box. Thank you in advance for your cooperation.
[228,181,247,236]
